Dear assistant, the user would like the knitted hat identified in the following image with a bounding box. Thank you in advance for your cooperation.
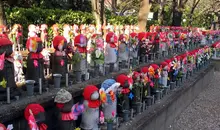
[133,71,140,80]
[54,89,72,104]
[116,74,133,87]
[151,64,159,70]
[0,123,6,130]
[160,61,168,68]
[74,34,87,47]
[0,37,12,47]
[83,85,100,108]
[130,32,137,38]
[26,37,42,53]
[141,67,148,74]
[53,35,67,51]
[24,104,45,121]
[138,32,146,41]
[119,34,127,42]
[106,32,118,44]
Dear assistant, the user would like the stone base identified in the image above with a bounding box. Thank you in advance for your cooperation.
[119,65,214,130]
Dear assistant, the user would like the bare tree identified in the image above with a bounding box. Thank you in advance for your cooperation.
[138,0,151,32]
[172,0,189,26]
[0,0,4,25]
[188,0,201,26]
[91,0,101,25]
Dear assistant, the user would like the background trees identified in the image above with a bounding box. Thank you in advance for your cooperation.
[0,0,219,31]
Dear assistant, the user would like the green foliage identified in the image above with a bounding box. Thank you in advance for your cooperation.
[106,15,138,25]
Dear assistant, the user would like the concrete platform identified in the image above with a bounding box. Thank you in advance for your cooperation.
[171,71,220,130]
[119,65,214,130]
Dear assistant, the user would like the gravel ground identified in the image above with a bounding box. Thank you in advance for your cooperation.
[170,71,220,130]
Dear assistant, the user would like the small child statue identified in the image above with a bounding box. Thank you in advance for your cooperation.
[81,85,100,130]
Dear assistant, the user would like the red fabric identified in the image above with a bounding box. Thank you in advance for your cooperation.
[30,53,43,59]
[61,112,74,121]
[138,32,146,41]
[24,104,45,121]
[26,37,42,52]
[121,88,130,94]
[106,32,118,44]
[159,32,167,42]
[141,67,148,74]
[74,34,87,47]
[53,35,67,50]
[0,37,12,47]
[83,85,100,108]
[160,62,168,68]
[0,34,8,39]
[130,32,137,38]
[56,103,64,109]
[0,123,6,130]
[151,64,159,70]
[109,43,117,48]
[119,34,126,41]
[39,123,48,130]
[116,74,129,87]
[132,71,140,80]
[77,46,87,53]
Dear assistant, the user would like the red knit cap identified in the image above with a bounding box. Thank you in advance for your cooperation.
[160,62,168,68]
[133,71,140,80]
[106,32,118,44]
[141,67,148,74]
[26,37,42,53]
[116,74,129,87]
[151,64,159,70]
[0,37,12,47]
[165,59,172,64]
[130,32,137,38]
[138,32,146,41]
[24,104,45,121]
[0,123,6,130]
[83,85,100,108]
[119,34,126,41]
[53,35,67,51]
[74,34,87,47]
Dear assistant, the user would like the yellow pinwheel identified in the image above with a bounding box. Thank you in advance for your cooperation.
[0,78,7,88]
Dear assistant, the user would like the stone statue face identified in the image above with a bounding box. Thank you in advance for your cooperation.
[91,91,99,100]
[0,45,13,56]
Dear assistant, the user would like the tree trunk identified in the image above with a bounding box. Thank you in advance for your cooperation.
[172,0,183,26]
[0,0,4,25]
[100,0,105,25]
[172,10,183,26]
[158,0,165,25]
[138,0,151,32]
[91,0,101,25]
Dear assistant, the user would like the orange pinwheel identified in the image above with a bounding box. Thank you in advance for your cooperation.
[148,66,155,77]
[109,90,115,102]
[99,90,107,103]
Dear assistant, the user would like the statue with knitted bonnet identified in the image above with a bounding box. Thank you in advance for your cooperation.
[26,37,45,91]
[24,103,48,130]
[105,32,118,73]
[52,35,68,84]
[81,85,100,130]
[54,89,75,130]
[73,34,88,83]
[118,34,129,69]
[0,37,20,101]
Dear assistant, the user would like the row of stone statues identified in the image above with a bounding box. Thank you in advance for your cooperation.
[14,44,213,130]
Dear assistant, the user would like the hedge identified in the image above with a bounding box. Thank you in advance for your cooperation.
[5,7,159,38]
